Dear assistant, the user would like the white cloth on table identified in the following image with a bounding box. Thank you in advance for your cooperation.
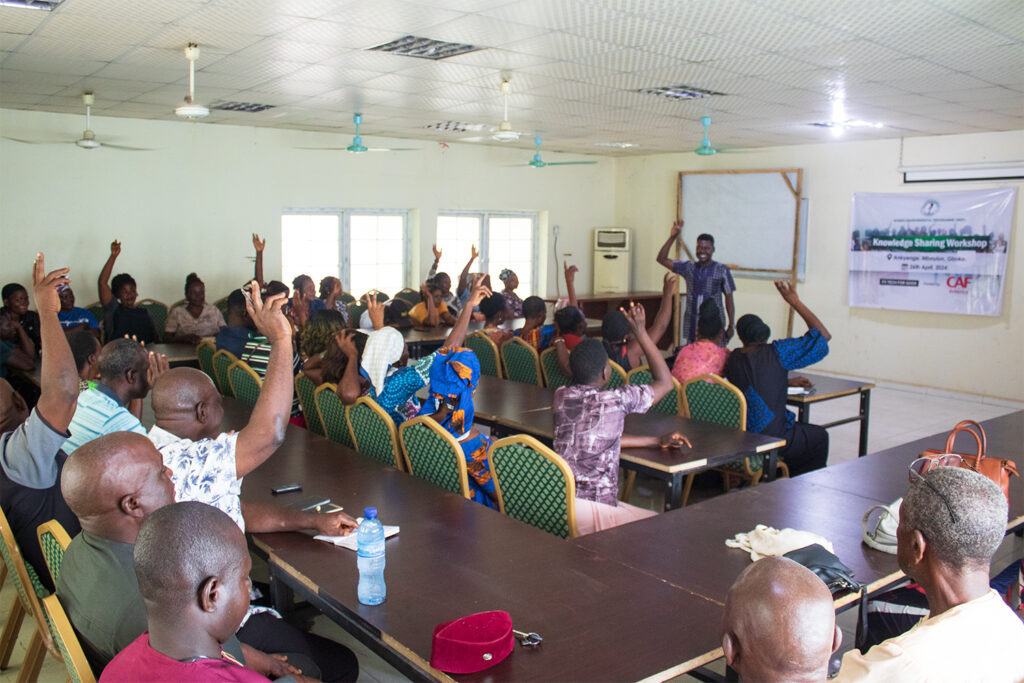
[725,524,834,561]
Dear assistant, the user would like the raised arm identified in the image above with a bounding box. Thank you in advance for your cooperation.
[656,221,683,271]
[624,302,674,402]
[776,281,831,341]
[456,245,479,297]
[428,243,442,280]
[414,284,439,329]
[97,240,120,306]
[648,273,677,345]
[444,274,490,349]
[324,277,343,313]
[234,282,293,478]
[563,261,578,308]
[252,233,266,288]
[32,255,78,432]
[333,330,364,405]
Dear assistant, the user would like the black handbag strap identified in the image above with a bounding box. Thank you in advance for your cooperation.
[854,585,870,653]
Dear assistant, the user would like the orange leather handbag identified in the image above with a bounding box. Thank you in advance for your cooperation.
[922,420,1018,501]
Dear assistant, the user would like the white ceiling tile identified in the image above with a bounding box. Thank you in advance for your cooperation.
[924,86,1024,105]
[419,14,550,47]
[567,16,702,47]
[324,0,462,33]
[884,73,998,95]
[717,21,853,52]
[34,13,163,45]
[276,20,395,49]
[286,64,385,86]
[500,31,621,60]
[873,24,1012,56]
[174,5,309,37]
[226,89,310,106]
[320,50,412,73]
[0,68,82,86]
[359,73,451,94]
[0,33,28,52]
[460,71,558,93]
[571,48,680,73]
[15,36,133,63]
[247,77,332,97]
[929,0,1024,40]
[390,61,495,84]
[776,40,907,70]
[144,25,265,54]
[55,0,205,23]
[400,0,512,12]
[480,0,628,30]
[710,54,818,78]
[1,54,106,76]
[129,83,240,106]
[517,59,618,81]
[89,62,181,83]
[647,0,794,36]
[60,78,158,101]
[440,47,552,70]
[0,7,50,35]
[925,43,1024,73]
[0,92,46,106]
[644,34,765,62]
[1,79,63,96]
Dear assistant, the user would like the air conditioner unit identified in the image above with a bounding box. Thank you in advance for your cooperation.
[593,228,631,294]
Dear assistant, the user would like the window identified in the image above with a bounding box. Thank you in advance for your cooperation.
[434,212,537,296]
[281,209,409,297]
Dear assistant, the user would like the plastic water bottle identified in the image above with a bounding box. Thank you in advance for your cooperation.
[357,507,386,605]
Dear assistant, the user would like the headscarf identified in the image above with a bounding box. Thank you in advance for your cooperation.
[499,268,515,284]
[425,347,480,437]
[361,327,405,394]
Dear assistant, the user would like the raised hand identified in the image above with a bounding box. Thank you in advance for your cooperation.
[669,220,683,239]
[662,272,678,294]
[244,280,291,343]
[659,432,692,449]
[467,273,491,308]
[252,233,266,252]
[32,254,70,318]
[147,351,169,386]
[563,261,578,280]
[432,243,442,261]
[620,301,647,333]
[774,279,800,305]
[470,244,479,261]
[365,293,385,330]
[110,240,122,257]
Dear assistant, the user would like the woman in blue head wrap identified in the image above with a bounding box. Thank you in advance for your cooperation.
[420,347,497,509]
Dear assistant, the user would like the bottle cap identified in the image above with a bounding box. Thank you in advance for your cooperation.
[363,507,377,519]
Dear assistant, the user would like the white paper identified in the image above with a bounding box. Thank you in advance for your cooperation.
[315,518,399,551]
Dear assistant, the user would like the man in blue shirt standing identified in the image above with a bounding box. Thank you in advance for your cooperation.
[657,220,736,346]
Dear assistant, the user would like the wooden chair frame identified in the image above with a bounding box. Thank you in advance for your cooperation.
[314,383,353,449]
[500,336,543,386]
[211,349,239,396]
[41,595,95,683]
[295,372,324,436]
[466,331,504,379]
[398,416,471,500]
[490,434,579,538]
[346,396,404,471]
[539,346,572,388]
[35,520,72,588]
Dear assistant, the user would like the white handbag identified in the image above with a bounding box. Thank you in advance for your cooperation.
[862,498,901,554]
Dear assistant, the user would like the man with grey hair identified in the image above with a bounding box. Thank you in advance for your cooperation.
[836,467,1024,681]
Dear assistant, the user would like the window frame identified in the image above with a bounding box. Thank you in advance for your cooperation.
[281,207,412,295]
[435,210,538,293]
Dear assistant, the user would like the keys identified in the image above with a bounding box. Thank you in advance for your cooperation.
[512,629,543,647]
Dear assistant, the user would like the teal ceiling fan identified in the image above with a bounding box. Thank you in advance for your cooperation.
[520,137,597,168]
[300,113,418,153]
[694,115,756,155]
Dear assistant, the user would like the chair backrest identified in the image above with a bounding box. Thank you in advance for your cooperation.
[42,595,96,683]
[501,337,542,386]
[347,301,367,327]
[197,340,217,381]
[393,288,421,306]
[35,520,72,588]
[136,299,168,342]
[465,331,502,379]
[539,346,572,389]
[347,397,404,470]
[211,349,238,396]
[227,360,262,407]
[603,360,627,389]
[490,435,578,539]
[295,373,324,436]
[213,295,230,318]
[84,301,104,326]
[338,292,356,305]
[398,416,470,499]
[682,373,747,430]
[0,506,55,657]
[315,383,354,449]
[170,298,186,310]
[362,291,389,303]
[627,366,682,415]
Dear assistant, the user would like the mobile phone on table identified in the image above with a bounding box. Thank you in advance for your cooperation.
[271,482,301,495]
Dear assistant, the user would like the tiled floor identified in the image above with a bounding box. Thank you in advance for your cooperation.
[1,374,1019,682]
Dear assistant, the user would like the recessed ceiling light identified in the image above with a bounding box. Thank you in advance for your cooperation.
[809,120,885,129]
[635,85,726,100]
[369,35,481,61]
[594,142,638,148]
[0,0,63,9]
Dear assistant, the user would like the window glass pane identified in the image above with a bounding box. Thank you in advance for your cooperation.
[434,215,481,282]
[487,216,534,297]
[348,213,405,295]
[281,214,340,294]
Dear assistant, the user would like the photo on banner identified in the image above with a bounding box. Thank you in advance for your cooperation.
[848,188,1015,316]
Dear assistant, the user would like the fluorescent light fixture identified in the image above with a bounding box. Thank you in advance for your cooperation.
[0,0,63,9]
[900,162,1024,183]
[369,35,481,60]
[635,84,725,100]
[594,142,638,148]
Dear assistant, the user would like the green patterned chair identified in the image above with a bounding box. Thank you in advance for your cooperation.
[347,397,404,470]
[0,507,58,680]
[136,299,168,342]
[347,301,367,327]
[84,301,105,341]
[500,337,542,386]
[361,291,389,303]
[627,366,682,415]
[197,340,217,384]
[339,292,356,305]
[682,373,788,492]
[35,520,71,588]
[228,360,262,407]
[465,331,503,379]
[42,594,95,683]
[393,288,421,306]
[295,373,324,436]
[315,383,354,449]
[490,435,578,539]
[213,295,230,319]
[398,416,470,499]
[539,346,572,388]
[603,360,627,389]
[212,349,238,397]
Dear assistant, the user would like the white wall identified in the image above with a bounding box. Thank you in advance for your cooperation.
[0,107,614,307]
[615,129,1024,401]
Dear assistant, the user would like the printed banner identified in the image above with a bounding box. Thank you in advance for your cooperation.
[848,188,1015,316]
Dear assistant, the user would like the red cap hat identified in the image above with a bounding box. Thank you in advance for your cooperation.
[429,610,514,674]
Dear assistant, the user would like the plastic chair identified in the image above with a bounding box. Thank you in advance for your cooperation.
[315,383,354,449]
[603,361,627,389]
[227,360,262,407]
[347,301,367,327]
[627,366,683,415]
[360,291,389,303]
[213,296,230,318]
[170,298,186,310]
[501,337,542,386]
[211,349,238,397]
[539,346,572,389]
[35,520,71,588]
[0,507,58,681]
[490,435,579,539]
[338,292,356,305]
[295,373,324,436]
[84,302,105,341]
[197,340,217,383]
[393,288,421,306]
[398,416,471,499]
[136,299,168,342]
[41,595,95,683]
[465,331,503,379]
[347,397,404,470]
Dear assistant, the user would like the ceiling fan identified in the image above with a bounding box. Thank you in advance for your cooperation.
[299,113,418,153]
[2,92,154,151]
[694,115,755,155]
[175,42,209,119]
[513,137,597,168]
[460,79,524,143]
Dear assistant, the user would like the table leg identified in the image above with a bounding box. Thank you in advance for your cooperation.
[763,449,779,482]
[269,568,296,617]
[858,389,871,457]
[666,472,684,511]
[797,402,809,424]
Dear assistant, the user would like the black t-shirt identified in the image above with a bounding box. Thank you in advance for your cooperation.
[723,344,789,438]
[103,300,156,344]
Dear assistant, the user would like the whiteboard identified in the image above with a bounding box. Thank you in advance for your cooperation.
[679,170,802,275]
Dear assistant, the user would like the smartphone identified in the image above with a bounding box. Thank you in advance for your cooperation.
[287,495,331,511]
[241,282,255,306]
[270,482,302,495]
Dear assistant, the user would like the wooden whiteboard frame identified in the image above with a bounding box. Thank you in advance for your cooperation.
[675,168,804,337]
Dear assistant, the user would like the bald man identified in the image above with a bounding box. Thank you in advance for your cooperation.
[100,502,273,682]
[835,467,1024,681]
[722,556,840,682]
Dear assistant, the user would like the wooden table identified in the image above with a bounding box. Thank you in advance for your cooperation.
[787,372,875,457]
[471,376,786,510]
[231,400,726,682]
[543,291,673,349]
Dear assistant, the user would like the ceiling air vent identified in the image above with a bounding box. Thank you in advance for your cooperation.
[369,35,481,60]
[424,121,486,133]
[635,85,725,100]
[210,101,276,113]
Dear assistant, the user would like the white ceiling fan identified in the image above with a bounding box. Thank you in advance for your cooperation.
[460,79,525,143]
[2,92,155,151]
[175,42,209,119]
[298,113,419,153]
